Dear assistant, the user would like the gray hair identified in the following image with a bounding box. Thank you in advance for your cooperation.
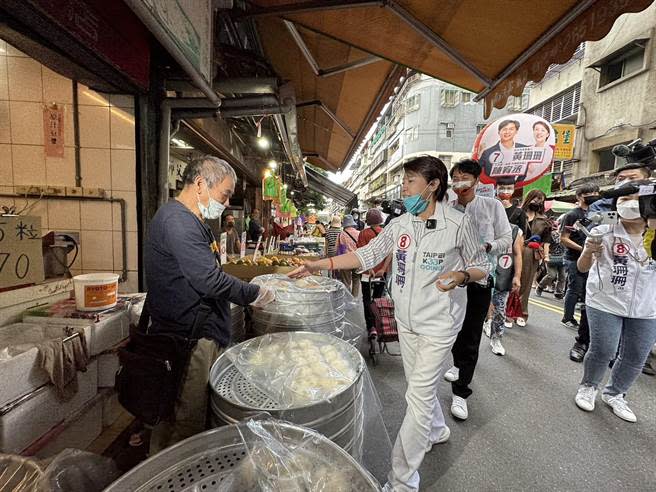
[182,155,237,188]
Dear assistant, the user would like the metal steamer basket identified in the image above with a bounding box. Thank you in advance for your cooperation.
[250,275,349,337]
[210,332,365,457]
[104,421,379,491]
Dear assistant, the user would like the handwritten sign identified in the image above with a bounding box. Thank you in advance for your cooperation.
[240,231,247,258]
[219,232,227,264]
[253,235,263,260]
[43,104,64,158]
[0,216,44,289]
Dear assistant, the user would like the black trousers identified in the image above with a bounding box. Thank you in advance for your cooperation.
[451,283,492,399]
[576,306,590,346]
[362,280,385,333]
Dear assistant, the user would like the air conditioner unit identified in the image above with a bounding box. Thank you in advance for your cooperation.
[446,123,455,129]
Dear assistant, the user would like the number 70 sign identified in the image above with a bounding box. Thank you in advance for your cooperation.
[0,216,44,289]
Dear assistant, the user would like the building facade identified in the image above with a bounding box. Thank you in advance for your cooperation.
[345,73,518,204]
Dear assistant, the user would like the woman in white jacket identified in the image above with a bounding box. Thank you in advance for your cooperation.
[289,155,489,492]
[574,192,656,422]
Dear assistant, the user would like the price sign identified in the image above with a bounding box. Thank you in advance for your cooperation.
[0,216,44,289]
[219,232,227,264]
[240,232,247,258]
[253,235,263,260]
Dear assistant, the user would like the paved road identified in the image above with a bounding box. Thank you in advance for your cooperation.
[366,291,656,491]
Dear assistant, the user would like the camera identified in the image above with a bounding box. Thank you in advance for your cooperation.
[382,198,406,219]
[601,179,656,220]
[612,138,656,165]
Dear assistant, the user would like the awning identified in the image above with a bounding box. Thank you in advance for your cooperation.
[306,167,357,207]
[246,0,653,171]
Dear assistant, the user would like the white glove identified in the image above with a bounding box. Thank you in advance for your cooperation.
[250,287,275,308]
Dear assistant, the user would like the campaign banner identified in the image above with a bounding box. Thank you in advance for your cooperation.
[473,114,555,188]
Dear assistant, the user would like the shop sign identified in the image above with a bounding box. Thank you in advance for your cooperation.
[43,104,64,158]
[553,124,576,160]
[522,173,553,199]
[128,0,212,84]
[472,113,555,188]
[0,216,45,289]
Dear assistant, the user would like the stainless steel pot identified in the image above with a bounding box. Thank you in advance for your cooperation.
[210,332,364,457]
[104,420,379,491]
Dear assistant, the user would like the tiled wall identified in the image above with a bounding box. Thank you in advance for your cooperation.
[0,40,139,292]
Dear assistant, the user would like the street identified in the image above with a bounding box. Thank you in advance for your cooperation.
[367,291,656,492]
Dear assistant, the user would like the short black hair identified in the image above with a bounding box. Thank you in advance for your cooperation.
[403,155,448,202]
[498,119,520,132]
[575,184,600,198]
[450,159,482,179]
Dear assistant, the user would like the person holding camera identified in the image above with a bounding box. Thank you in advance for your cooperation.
[574,192,656,422]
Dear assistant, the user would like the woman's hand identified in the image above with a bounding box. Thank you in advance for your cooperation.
[436,271,465,292]
[582,238,603,257]
[288,260,322,278]
[512,276,521,293]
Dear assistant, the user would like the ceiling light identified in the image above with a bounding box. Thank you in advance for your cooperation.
[171,137,193,149]
[257,136,271,150]
[268,159,278,169]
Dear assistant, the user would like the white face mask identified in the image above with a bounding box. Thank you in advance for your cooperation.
[197,185,226,220]
[617,199,641,220]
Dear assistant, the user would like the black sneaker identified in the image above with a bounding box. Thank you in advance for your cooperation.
[570,342,587,363]
[554,292,564,300]
[562,319,579,329]
[642,361,656,376]
[535,287,543,297]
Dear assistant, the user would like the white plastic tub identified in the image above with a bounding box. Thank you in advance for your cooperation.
[73,273,119,311]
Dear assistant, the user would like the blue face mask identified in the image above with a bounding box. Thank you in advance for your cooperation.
[198,186,226,220]
[403,183,433,216]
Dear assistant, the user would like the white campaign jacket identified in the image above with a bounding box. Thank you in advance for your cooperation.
[586,223,656,319]
[355,203,490,336]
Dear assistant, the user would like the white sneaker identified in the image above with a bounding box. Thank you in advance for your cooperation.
[504,320,513,329]
[575,385,598,412]
[516,317,527,327]
[425,425,450,452]
[602,394,637,422]
[490,338,506,356]
[483,319,491,338]
[444,366,459,382]
[450,396,468,420]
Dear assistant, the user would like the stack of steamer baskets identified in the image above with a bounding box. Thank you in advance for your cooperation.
[104,420,379,491]
[249,275,350,339]
[209,332,365,461]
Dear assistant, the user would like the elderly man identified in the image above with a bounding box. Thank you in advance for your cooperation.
[144,156,273,453]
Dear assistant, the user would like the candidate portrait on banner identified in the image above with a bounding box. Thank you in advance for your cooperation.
[473,114,555,188]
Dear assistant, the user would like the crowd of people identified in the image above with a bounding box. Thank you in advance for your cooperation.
[290,155,656,492]
[135,152,655,492]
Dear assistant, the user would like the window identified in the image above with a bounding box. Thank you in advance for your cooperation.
[406,94,421,112]
[461,91,472,104]
[527,83,581,122]
[440,122,454,138]
[599,44,646,88]
[596,148,619,172]
[476,124,487,135]
[405,126,419,141]
[441,89,459,107]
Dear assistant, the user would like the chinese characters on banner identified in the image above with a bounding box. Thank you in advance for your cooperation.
[0,216,44,289]
[472,113,555,188]
[43,104,64,158]
[553,124,577,160]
